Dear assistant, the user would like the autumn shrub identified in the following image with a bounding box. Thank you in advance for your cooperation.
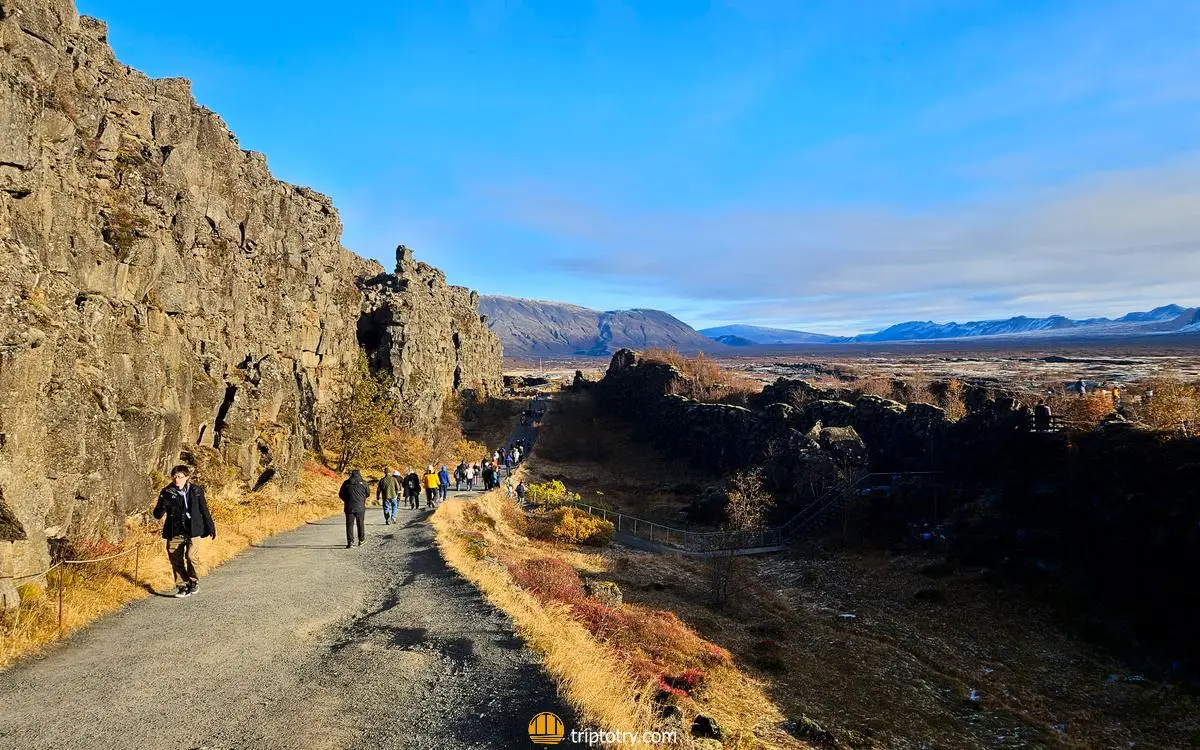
[528,507,614,547]
[508,557,586,604]
[526,479,582,509]
[643,348,759,403]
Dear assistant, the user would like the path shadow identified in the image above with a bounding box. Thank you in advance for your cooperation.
[116,571,162,596]
[252,543,345,550]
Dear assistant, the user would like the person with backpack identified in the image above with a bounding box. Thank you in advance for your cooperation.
[152,465,216,598]
[454,463,465,491]
[377,467,400,524]
[339,469,369,548]
[515,481,527,504]
[403,468,421,510]
[438,465,451,502]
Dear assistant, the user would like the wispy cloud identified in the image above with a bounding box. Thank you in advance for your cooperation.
[476,157,1200,334]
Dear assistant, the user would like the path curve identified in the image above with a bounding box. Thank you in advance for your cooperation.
[0,493,584,750]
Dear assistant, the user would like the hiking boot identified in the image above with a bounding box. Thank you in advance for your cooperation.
[357,539,364,546]
[346,543,352,549]
[173,587,191,598]
[187,581,198,595]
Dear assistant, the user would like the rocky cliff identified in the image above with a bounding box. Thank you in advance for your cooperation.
[0,0,500,604]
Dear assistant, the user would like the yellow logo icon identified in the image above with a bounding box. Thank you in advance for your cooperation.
[528,711,566,745]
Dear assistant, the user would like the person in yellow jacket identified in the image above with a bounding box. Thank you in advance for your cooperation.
[423,465,440,509]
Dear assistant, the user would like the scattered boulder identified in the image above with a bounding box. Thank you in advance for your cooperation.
[583,579,623,608]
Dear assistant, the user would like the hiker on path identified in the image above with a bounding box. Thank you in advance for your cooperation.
[438,465,451,502]
[504,474,515,499]
[377,467,400,525]
[464,462,476,491]
[454,462,465,491]
[152,465,216,598]
[403,468,421,510]
[339,469,369,548]
[423,466,440,508]
[515,481,527,504]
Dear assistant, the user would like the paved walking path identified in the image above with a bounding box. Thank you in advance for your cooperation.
[0,492,583,750]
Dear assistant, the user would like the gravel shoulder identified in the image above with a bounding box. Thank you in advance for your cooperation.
[0,493,585,750]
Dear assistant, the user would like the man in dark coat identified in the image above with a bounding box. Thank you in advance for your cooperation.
[403,468,421,510]
[339,469,369,548]
[152,465,216,598]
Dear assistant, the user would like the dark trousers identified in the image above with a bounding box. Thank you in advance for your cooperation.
[345,510,366,545]
[166,535,197,586]
[425,487,437,507]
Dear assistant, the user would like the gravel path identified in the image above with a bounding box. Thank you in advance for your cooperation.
[0,492,585,750]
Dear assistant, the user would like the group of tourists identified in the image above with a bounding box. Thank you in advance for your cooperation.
[151,398,543,596]
[334,438,531,548]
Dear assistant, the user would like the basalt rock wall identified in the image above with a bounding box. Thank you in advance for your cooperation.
[0,0,500,603]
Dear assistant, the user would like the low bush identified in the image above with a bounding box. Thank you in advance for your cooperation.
[507,557,586,604]
[528,507,614,547]
[525,479,582,509]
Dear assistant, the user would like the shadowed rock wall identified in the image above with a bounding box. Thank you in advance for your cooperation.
[0,0,500,603]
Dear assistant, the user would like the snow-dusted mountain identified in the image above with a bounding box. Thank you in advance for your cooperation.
[852,305,1199,342]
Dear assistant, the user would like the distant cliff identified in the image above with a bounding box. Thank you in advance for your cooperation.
[0,0,500,604]
[480,296,725,357]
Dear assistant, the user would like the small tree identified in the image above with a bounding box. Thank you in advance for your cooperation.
[323,352,398,472]
[1140,376,1200,434]
[709,469,774,608]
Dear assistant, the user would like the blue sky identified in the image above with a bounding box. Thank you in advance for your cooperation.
[80,0,1200,334]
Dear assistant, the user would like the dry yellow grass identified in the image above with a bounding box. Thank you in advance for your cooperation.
[431,489,807,750]
[0,466,343,670]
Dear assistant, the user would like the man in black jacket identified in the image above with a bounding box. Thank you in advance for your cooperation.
[403,468,421,510]
[152,465,216,598]
[339,469,369,548]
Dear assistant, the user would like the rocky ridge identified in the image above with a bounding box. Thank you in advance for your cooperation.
[0,0,500,603]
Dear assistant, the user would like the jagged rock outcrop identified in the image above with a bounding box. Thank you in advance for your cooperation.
[358,246,501,428]
[0,0,500,604]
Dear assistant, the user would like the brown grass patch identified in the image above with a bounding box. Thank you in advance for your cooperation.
[432,491,803,749]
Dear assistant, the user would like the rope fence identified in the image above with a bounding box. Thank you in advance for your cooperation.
[1,490,318,642]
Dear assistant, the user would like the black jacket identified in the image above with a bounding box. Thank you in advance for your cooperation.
[153,483,215,540]
[403,472,421,494]
[339,471,369,513]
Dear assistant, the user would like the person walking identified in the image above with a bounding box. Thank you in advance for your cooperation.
[438,465,451,502]
[504,474,515,499]
[464,462,476,491]
[403,467,421,510]
[515,480,527,504]
[377,467,400,524]
[423,465,439,508]
[454,462,465,491]
[339,469,369,548]
[152,465,216,598]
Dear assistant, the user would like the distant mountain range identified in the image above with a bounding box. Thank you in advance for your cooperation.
[849,304,1200,342]
[479,296,721,356]
[699,324,845,345]
[482,297,1200,356]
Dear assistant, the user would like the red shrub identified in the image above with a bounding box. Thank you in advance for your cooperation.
[507,558,585,604]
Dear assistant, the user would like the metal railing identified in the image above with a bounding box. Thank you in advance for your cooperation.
[565,471,944,553]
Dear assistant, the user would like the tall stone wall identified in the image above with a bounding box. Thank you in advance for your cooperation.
[0,0,500,604]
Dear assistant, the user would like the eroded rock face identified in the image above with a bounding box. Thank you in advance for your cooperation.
[0,0,500,603]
